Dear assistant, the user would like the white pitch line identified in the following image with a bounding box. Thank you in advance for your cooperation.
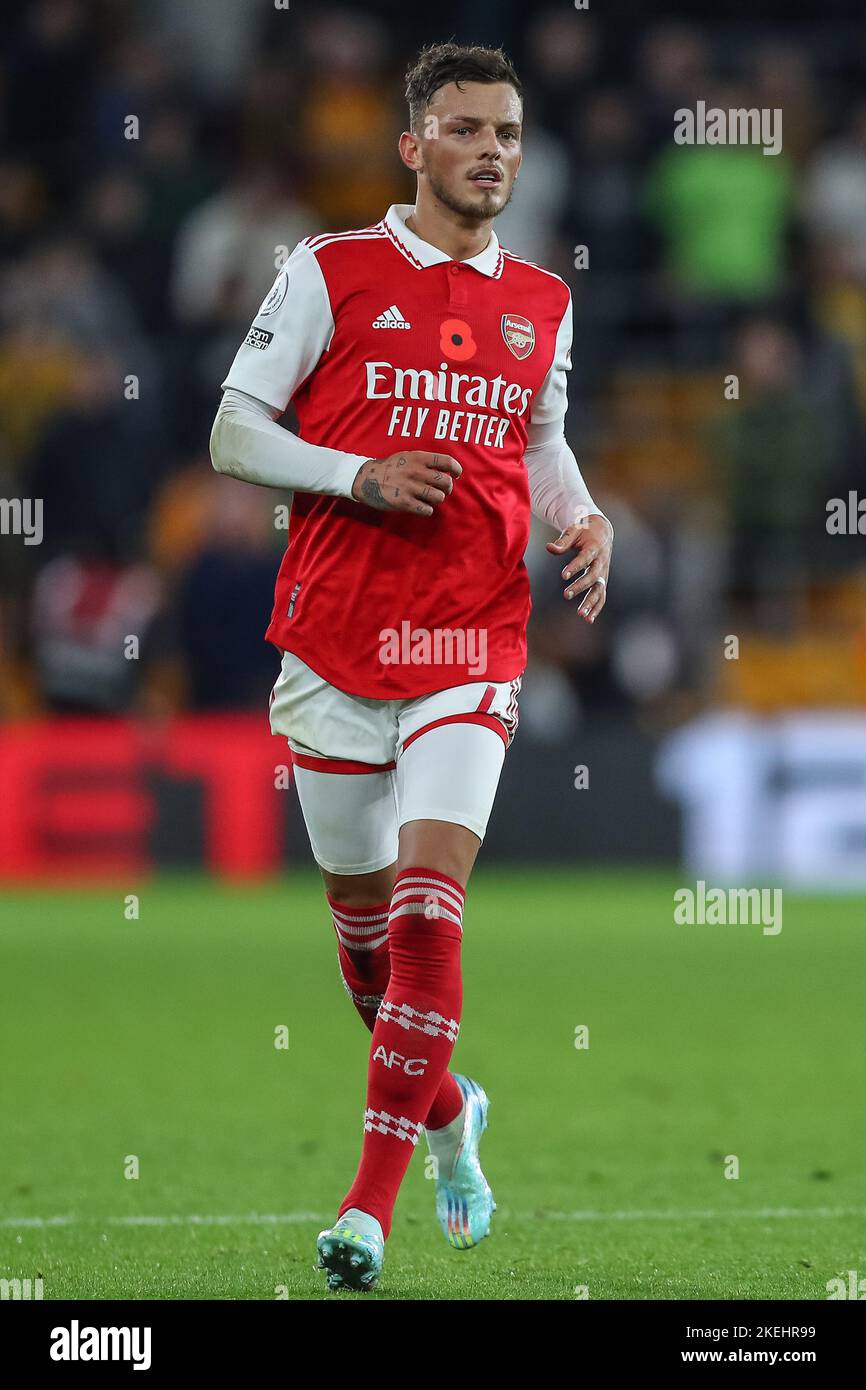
[543,1206,866,1222]
[0,1213,325,1229]
[0,1216,76,1229]
[111,1213,325,1227]
[2,1206,865,1231]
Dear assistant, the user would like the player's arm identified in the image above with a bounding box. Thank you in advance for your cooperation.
[526,289,613,623]
[210,243,460,516]
[211,387,369,496]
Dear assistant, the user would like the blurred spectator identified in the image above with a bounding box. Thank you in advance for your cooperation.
[90,34,180,164]
[559,88,651,387]
[0,323,77,470]
[29,350,161,562]
[83,106,218,332]
[644,83,794,305]
[2,238,150,367]
[803,102,866,283]
[0,161,49,259]
[523,9,600,142]
[708,315,830,617]
[176,477,281,710]
[170,164,316,448]
[749,42,821,168]
[300,10,407,228]
[808,240,866,425]
[31,553,162,713]
[635,21,710,155]
[4,0,96,188]
[148,0,267,99]
[495,127,570,265]
[171,165,316,328]
[81,171,162,332]
[228,57,308,174]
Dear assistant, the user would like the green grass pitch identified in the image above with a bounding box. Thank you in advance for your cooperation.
[1,869,863,1300]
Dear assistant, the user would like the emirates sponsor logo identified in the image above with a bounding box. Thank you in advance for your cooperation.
[365,361,532,415]
[366,360,532,449]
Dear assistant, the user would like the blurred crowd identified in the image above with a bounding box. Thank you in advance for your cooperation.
[1,0,865,733]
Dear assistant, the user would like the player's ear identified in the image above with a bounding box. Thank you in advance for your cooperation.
[398,130,423,174]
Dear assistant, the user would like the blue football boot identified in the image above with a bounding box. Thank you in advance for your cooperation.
[316,1215,384,1292]
[434,1074,496,1249]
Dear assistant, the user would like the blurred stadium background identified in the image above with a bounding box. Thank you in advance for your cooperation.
[2,0,866,1301]
[1,0,866,882]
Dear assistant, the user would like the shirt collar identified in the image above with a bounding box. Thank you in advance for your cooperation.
[383,204,503,278]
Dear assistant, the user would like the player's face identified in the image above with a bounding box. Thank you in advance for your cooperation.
[415,81,522,222]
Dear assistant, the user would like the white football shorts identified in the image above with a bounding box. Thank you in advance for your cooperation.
[269,650,521,874]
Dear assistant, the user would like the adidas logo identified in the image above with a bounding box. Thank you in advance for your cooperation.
[372,305,412,330]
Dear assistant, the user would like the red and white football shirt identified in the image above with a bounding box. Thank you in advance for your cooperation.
[222,204,572,699]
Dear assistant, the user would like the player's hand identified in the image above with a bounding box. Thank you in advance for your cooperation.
[547,512,613,624]
[351,452,462,516]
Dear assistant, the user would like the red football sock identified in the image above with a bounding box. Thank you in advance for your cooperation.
[424,1069,464,1130]
[337,868,465,1238]
[327,894,465,1130]
[327,896,391,1032]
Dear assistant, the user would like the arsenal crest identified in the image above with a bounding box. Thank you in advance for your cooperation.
[501,313,535,360]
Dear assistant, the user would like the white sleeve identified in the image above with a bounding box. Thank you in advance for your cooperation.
[524,420,608,532]
[220,240,334,412]
[525,291,610,532]
[210,388,368,498]
[530,287,573,428]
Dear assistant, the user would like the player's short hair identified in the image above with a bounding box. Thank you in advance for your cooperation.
[405,42,522,133]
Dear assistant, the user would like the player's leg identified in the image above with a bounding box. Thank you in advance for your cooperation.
[287,760,401,1017]
[270,648,399,1030]
[296,794,477,1289]
[335,699,513,1258]
[291,755,468,1125]
[321,867,393,1029]
[319,854,465,1125]
[271,653,468,1286]
[389,814,491,1250]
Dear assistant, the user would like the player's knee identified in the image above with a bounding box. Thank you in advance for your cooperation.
[321,865,395,907]
[397,821,480,888]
